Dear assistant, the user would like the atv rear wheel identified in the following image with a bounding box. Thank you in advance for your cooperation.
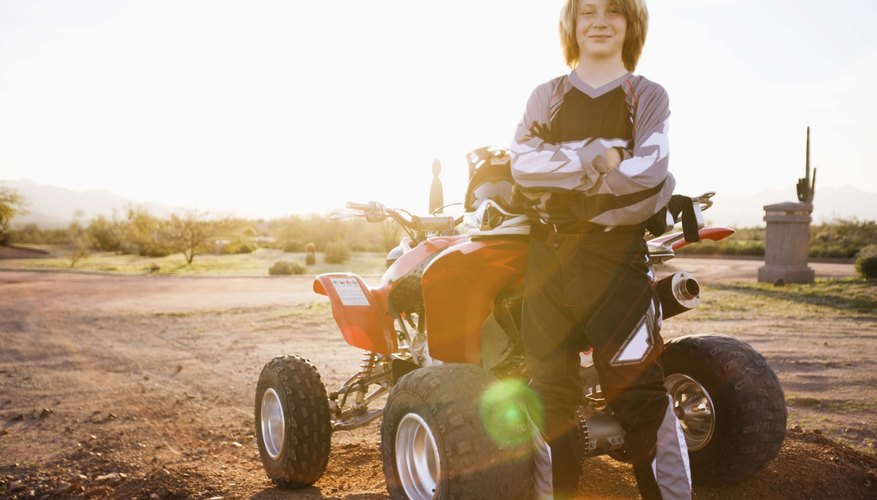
[255,355,331,488]
[663,334,786,486]
[380,364,533,499]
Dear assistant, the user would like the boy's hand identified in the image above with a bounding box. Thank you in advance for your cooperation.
[529,122,557,144]
[593,147,623,173]
[605,147,622,170]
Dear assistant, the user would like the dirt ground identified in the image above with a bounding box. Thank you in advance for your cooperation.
[1,259,876,499]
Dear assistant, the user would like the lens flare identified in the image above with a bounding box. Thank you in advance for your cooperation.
[480,379,543,448]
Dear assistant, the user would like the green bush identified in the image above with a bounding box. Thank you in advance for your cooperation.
[323,241,350,264]
[269,260,305,275]
[855,244,877,280]
[221,240,255,254]
[810,219,877,258]
[283,240,303,253]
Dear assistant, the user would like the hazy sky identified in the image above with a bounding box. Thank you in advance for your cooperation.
[1,0,875,218]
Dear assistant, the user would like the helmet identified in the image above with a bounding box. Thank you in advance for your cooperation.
[464,146,517,212]
[463,146,529,237]
[464,199,530,237]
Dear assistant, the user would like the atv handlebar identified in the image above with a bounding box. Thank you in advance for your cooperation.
[344,201,456,239]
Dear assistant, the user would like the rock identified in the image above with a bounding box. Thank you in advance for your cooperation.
[38,408,54,419]
[231,441,243,448]
[10,480,25,492]
[175,365,183,373]
[95,472,121,484]
[160,469,171,478]
[150,494,161,500]
[773,278,785,286]
[0,429,8,437]
[54,482,73,495]
[11,413,24,421]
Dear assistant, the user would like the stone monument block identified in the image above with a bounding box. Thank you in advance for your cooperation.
[758,202,815,284]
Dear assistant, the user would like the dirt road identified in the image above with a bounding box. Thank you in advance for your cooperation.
[1,260,875,499]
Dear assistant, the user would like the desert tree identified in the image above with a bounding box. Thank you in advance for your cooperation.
[121,205,170,257]
[67,211,94,268]
[165,211,220,264]
[0,188,26,244]
[87,213,124,252]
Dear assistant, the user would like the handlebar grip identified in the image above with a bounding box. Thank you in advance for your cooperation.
[412,215,456,233]
[346,201,373,211]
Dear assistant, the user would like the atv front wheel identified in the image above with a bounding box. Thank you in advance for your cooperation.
[255,355,331,488]
[663,334,786,485]
[380,364,533,500]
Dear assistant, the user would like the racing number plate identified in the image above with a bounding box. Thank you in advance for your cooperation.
[329,277,369,306]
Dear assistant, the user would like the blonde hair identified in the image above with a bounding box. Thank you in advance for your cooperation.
[559,0,649,71]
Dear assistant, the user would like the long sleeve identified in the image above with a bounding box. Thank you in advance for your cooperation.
[509,75,675,227]
[509,77,616,193]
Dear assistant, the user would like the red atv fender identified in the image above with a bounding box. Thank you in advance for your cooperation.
[649,226,735,251]
[313,273,397,354]
[313,236,466,354]
[421,237,528,364]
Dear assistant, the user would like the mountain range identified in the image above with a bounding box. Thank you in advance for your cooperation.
[2,178,875,229]
[703,185,877,227]
[1,179,184,228]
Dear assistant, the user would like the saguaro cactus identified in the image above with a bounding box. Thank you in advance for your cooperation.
[796,126,817,203]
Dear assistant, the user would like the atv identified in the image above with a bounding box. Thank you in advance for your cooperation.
[254,147,787,499]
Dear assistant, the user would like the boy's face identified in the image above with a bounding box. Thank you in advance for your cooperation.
[575,0,627,65]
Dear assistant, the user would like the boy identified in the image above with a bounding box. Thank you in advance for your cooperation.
[510,1,691,498]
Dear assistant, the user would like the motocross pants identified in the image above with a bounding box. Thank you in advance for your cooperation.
[523,224,691,500]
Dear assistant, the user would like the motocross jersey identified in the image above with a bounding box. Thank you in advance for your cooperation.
[510,72,673,231]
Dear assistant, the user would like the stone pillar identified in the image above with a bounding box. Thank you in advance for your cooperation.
[758,202,815,284]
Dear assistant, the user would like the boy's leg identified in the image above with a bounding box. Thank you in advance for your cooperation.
[522,233,584,499]
[586,270,691,500]
[527,347,585,499]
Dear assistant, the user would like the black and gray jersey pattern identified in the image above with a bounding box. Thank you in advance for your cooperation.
[510,72,674,229]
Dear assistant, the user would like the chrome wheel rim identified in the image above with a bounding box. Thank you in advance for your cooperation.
[261,388,285,460]
[396,413,441,500]
[665,373,716,452]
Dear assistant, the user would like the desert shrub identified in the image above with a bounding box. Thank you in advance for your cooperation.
[810,219,877,259]
[283,240,304,253]
[305,242,317,265]
[221,240,255,254]
[675,238,764,256]
[8,225,69,245]
[323,241,350,264]
[269,260,305,275]
[140,245,173,258]
[87,216,123,252]
[855,244,877,280]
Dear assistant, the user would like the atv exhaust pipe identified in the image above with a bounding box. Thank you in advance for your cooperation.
[655,272,700,319]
